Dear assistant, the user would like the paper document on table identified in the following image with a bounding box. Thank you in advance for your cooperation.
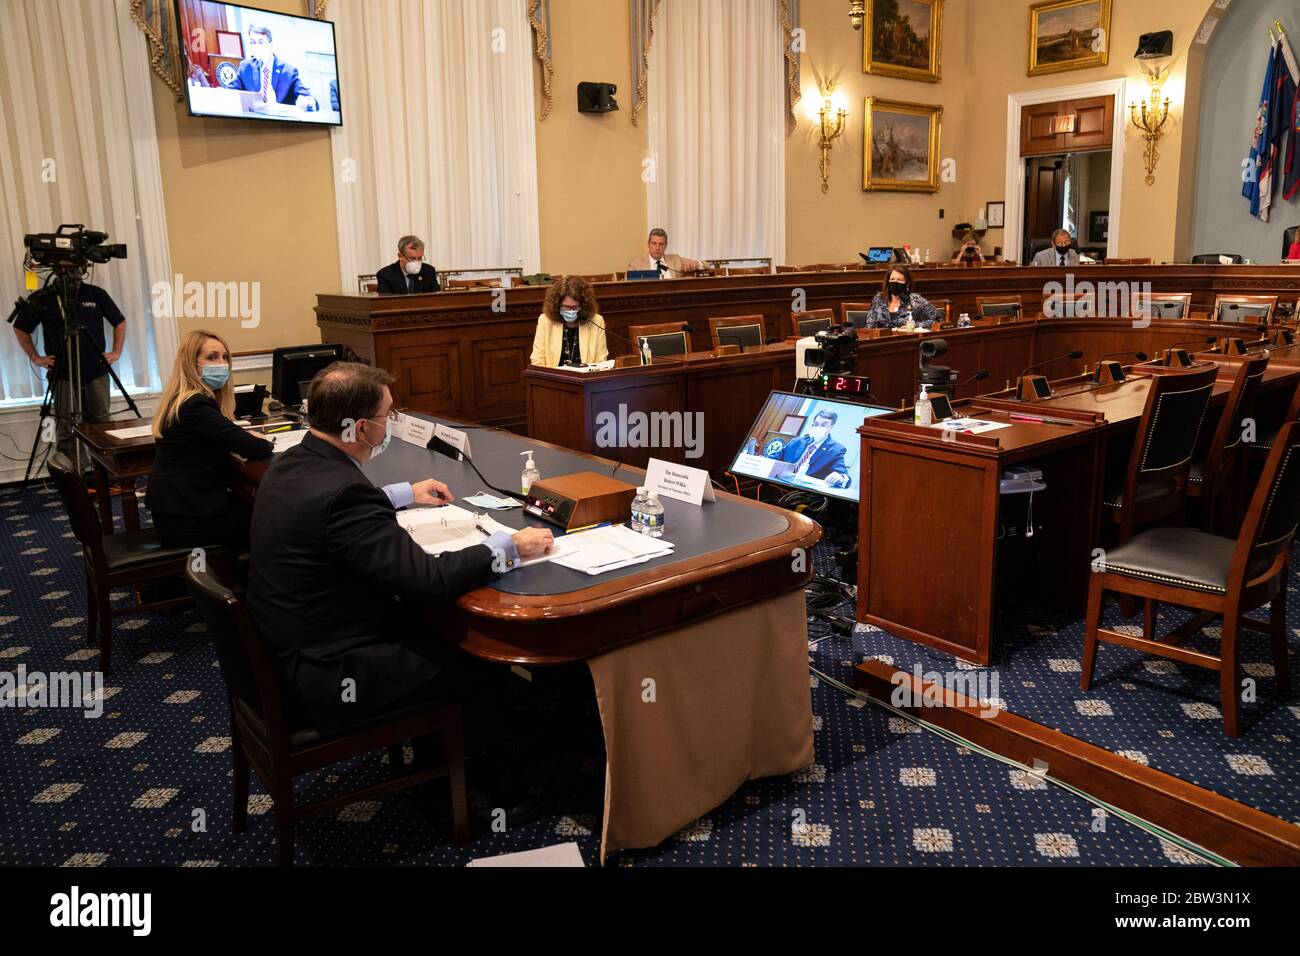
[105,425,154,440]
[550,524,674,576]
[934,418,1011,434]
[560,360,616,373]
[397,507,568,567]
[268,430,309,453]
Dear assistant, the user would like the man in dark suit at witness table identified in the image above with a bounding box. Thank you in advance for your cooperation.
[376,235,441,295]
[246,362,553,736]
[766,409,852,489]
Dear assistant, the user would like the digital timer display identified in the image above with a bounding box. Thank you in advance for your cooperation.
[821,374,869,395]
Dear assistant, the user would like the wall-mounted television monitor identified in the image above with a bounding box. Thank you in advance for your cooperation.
[728,391,892,503]
[175,1,341,126]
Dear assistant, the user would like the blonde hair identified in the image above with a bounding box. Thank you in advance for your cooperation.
[153,330,235,438]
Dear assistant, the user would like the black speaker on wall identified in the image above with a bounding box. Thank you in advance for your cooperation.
[577,82,619,114]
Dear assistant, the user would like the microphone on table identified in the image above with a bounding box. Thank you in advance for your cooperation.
[1015,350,1083,401]
[426,434,527,504]
[1092,350,1149,384]
[956,368,989,389]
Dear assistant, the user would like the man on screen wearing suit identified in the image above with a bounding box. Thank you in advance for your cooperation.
[376,236,441,294]
[1032,229,1082,267]
[627,228,704,278]
[232,24,319,111]
[766,409,851,489]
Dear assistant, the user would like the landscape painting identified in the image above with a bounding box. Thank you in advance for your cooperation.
[1028,0,1112,76]
[865,0,942,83]
[864,98,942,192]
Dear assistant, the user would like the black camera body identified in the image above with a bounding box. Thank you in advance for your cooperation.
[24,224,127,269]
[804,326,858,376]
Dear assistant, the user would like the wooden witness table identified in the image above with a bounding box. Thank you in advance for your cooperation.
[74,419,156,534]
[84,413,821,859]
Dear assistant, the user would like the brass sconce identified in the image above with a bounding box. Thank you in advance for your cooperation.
[1129,69,1171,186]
[849,1,865,31]
[814,86,849,193]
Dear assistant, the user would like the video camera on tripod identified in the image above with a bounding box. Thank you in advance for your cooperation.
[23,224,127,270]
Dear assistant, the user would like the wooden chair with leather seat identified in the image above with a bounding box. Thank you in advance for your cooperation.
[792,309,837,337]
[357,274,379,294]
[709,315,765,350]
[1191,253,1245,264]
[724,265,771,276]
[1213,294,1277,324]
[47,452,222,676]
[1102,366,1219,547]
[1247,380,1300,462]
[840,301,875,328]
[1082,420,1300,737]
[1136,292,1192,320]
[1187,354,1269,534]
[184,564,470,865]
[975,295,1022,320]
[628,322,691,358]
[1043,291,1095,318]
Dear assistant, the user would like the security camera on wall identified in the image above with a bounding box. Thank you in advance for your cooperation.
[577,82,619,114]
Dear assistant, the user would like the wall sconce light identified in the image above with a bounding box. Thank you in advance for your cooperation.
[849,1,865,31]
[1129,69,1171,186]
[814,86,849,193]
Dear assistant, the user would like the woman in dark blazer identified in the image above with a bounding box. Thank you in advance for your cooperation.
[145,329,273,553]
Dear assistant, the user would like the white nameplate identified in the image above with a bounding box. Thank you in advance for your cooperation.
[434,423,472,459]
[399,415,437,449]
[643,457,715,507]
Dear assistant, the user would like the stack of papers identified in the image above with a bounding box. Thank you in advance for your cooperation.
[551,524,674,576]
[396,506,570,567]
[560,360,617,373]
[105,425,154,441]
[267,430,309,453]
[933,418,1010,435]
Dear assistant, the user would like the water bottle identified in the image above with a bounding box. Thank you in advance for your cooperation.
[642,492,665,538]
[630,487,649,533]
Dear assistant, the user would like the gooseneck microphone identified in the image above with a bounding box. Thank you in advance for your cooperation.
[1166,336,1216,353]
[1096,350,1150,365]
[1017,350,1084,382]
[956,368,990,389]
[426,435,527,503]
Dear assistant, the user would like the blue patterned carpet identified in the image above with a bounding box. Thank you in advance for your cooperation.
[0,481,1229,866]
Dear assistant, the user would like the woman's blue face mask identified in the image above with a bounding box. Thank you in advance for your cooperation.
[200,363,230,390]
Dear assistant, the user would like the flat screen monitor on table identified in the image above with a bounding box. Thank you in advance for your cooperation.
[728,391,892,503]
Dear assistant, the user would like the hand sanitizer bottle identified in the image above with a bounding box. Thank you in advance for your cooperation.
[639,336,652,366]
[520,450,539,496]
[914,385,933,427]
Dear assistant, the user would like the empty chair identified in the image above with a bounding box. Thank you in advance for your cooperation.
[1081,420,1300,737]
[357,274,379,294]
[1043,291,1095,318]
[185,564,470,864]
[1191,253,1245,264]
[628,322,691,358]
[1187,354,1269,534]
[840,301,875,328]
[976,296,1022,319]
[1102,366,1219,546]
[709,315,765,350]
[47,453,218,676]
[1214,295,1277,323]
[792,309,836,337]
[1247,380,1300,458]
[1135,293,1192,319]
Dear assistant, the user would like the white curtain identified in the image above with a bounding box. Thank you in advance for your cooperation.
[647,0,786,265]
[0,0,174,405]
[330,0,541,289]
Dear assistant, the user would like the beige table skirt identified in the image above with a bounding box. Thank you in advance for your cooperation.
[587,588,815,862]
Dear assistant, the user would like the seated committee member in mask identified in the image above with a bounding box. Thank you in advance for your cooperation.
[231,24,318,111]
[765,409,851,489]
[1032,229,1081,267]
[247,362,554,734]
[627,228,703,278]
[376,235,441,294]
[859,266,944,330]
[951,230,986,264]
[146,330,273,554]
[529,276,609,368]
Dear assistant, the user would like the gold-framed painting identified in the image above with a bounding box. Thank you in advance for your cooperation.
[863,97,942,192]
[864,0,943,83]
[1028,0,1112,76]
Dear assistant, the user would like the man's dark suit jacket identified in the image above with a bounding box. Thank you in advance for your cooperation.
[770,434,850,483]
[376,261,441,294]
[233,56,315,107]
[145,394,272,519]
[247,433,497,733]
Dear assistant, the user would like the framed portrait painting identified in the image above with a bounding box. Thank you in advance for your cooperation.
[1028,0,1112,76]
[865,0,943,83]
[864,98,942,192]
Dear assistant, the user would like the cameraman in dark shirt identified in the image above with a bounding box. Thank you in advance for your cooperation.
[12,272,126,460]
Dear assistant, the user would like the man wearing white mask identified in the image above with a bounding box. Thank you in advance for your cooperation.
[247,362,553,735]
[627,228,703,278]
[529,276,610,367]
[376,235,441,294]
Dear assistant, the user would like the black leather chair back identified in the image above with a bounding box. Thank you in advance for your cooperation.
[844,310,872,328]
[798,317,833,336]
[1134,368,1218,477]
[980,301,1021,318]
[1148,299,1188,319]
[46,453,106,560]
[716,324,763,348]
[1191,253,1244,264]
[185,564,287,741]
[1217,302,1273,323]
[644,331,689,358]
[1239,421,1300,573]
[1221,357,1269,457]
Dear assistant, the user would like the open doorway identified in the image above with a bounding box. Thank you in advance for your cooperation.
[1023,150,1112,263]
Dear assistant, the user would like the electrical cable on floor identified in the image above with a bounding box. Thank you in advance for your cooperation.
[807,658,1234,868]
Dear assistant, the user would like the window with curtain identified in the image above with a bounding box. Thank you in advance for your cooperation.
[0,0,175,407]
[646,0,786,266]
[328,0,542,291]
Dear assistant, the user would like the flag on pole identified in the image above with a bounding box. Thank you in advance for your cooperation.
[1262,33,1298,222]
[1244,38,1277,220]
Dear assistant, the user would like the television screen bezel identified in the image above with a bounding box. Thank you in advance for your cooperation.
[173,0,343,129]
[728,390,892,504]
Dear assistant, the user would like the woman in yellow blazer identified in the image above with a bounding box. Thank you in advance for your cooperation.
[530,275,610,367]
